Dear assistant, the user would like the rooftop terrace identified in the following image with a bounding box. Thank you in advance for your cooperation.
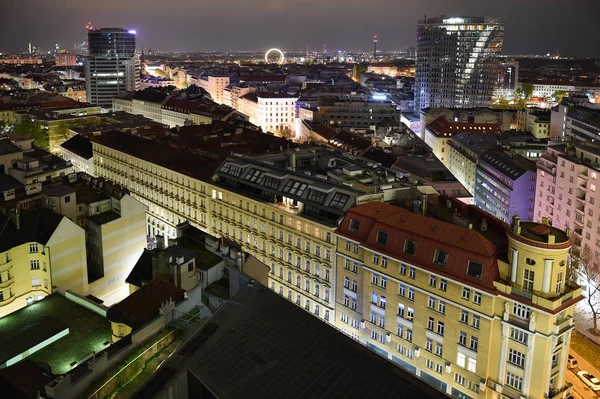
[0,294,110,375]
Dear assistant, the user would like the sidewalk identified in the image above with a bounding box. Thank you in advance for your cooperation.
[574,302,600,345]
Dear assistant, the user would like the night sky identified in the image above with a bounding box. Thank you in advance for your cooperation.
[3,0,599,56]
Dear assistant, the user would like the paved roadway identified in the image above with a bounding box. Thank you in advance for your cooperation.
[567,350,600,399]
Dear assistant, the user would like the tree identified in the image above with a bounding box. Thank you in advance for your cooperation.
[11,119,48,150]
[492,98,510,109]
[578,244,600,335]
[521,82,535,99]
[552,90,567,103]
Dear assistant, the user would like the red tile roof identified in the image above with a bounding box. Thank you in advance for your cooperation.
[337,201,501,291]
[426,116,502,138]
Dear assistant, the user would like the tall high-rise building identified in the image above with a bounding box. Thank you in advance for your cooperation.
[85,28,140,109]
[415,16,504,112]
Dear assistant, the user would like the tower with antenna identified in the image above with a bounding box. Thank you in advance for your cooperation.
[373,35,378,60]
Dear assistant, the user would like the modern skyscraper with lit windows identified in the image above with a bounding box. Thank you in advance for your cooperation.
[415,16,504,112]
[85,28,140,109]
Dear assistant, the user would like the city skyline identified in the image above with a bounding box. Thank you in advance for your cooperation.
[2,0,600,57]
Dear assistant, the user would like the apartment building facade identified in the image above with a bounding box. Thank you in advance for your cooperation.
[516,109,550,139]
[534,143,600,260]
[335,199,580,399]
[0,209,86,317]
[475,149,537,223]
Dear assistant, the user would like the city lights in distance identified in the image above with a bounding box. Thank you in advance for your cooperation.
[128,30,137,35]
[443,18,465,24]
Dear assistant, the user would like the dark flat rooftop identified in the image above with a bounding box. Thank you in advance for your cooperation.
[132,283,447,399]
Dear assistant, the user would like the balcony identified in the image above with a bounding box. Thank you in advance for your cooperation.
[537,161,556,175]
[511,286,533,301]
[0,275,14,288]
[546,383,572,399]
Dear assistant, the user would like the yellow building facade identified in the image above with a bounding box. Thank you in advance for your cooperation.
[92,140,341,324]
[335,201,580,399]
[0,210,87,317]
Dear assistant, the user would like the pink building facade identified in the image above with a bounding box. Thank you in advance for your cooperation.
[535,143,600,259]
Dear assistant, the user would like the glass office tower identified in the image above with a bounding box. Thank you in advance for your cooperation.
[85,28,140,109]
[415,16,504,112]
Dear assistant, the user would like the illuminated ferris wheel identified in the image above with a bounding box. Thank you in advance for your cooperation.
[265,48,285,65]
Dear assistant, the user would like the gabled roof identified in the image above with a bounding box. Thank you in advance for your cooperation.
[479,148,536,180]
[59,134,92,159]
[132,90,169,104]
[0,209,65,252]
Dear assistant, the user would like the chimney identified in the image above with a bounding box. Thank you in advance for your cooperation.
[512,216,521,235]
[541,216,549,225]
[176,255,185,265]
[9,208,20,230]
[290,151,296,171]
[548,234,555,245]
[480,218,488,232]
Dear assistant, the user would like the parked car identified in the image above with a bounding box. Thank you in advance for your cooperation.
[577,371,600,391]
[568,354,578,369]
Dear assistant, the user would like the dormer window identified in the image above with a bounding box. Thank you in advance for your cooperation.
[403,239,416,255]
[349,219,360,234]
[466,260,483,280]
[376,230,389,246]
[433,249,448,267]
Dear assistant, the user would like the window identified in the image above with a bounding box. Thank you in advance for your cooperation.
[307,188,327,203]
[407,307,414,321]
[466,260,483,280]
[506,372,523,391]
[379,315,385,328]
[399,264,406,275]
[64,195,71,203]
[376,230,389,246]
[457,353,466,368]
[353,244,359,254]
[467,358,477,373]
[435,343,443,357]
[403,239,417,255]
[399,284,406,297]
[438,301,446,314]
[188,262,194,272]
[381,276,387,289]
[460,310,469,324]
[32,277,41,287]
[429,275,437,287]
[397,324,404,337]
[440,279,447,292]
[523,269,535,292]
[462,287,470,301]
[510,327,528,345]
[341,313,349,324]
[436,363,443,375]
[406,329,413,342]
[513,303,531,319]
[349,218,360,234]
[29,243,38,253]
[426,359,434,369]
[433,249,448,266]
[282,179,307,196]
[345,241,351,251]
[472,315,480,329]
[371,292,378,304]
[556,272,563,294]
[428,296,435,309]
[351,280,357,292]
[459,331,467,346]
[409,267,416,279]
[470,336,478,352]
[473,291,481,305]
[330,193,349,209]
[30,260,40,270]
[371,330,379,340]
[381,256,388,268]
[398,304,405,317]
[408,288,415,301]
[373,253,379,265]
[437,321,445,336]
[508,349,525,368]
[372,273,379,285]
[428,317,435,330]
[380,295,386,309]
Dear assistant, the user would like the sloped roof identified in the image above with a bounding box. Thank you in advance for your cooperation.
[0,209,65,252]
[60,134,92,159]
[106,277,186,330]
[426,116,502,138]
